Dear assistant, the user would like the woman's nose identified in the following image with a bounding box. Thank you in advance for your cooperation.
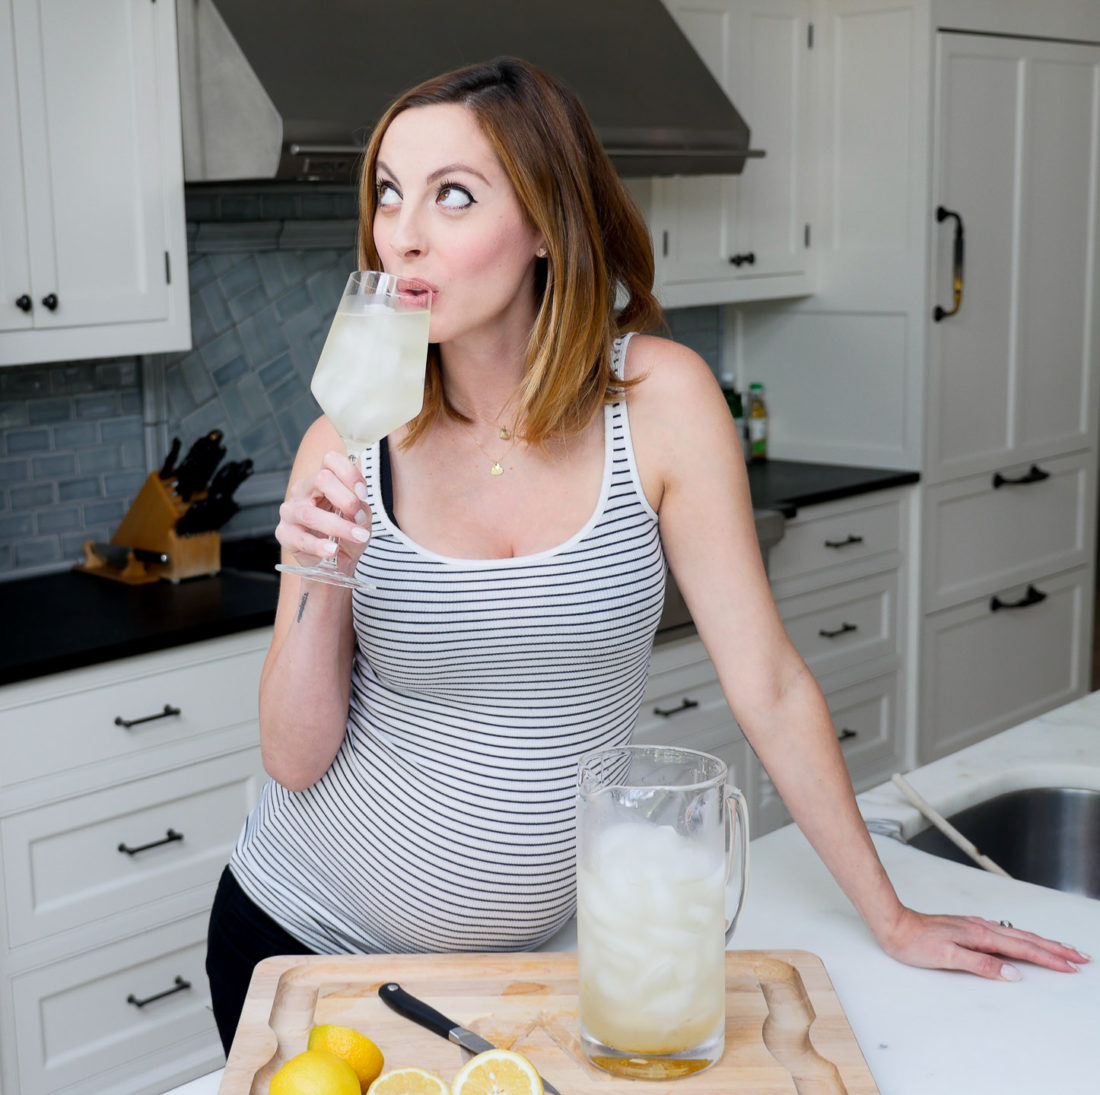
[386,208,426,258]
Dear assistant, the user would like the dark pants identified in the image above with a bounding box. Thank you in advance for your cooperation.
[205,866,316,1056]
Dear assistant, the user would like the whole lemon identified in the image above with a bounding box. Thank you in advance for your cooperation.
[307,1024,385,1092]
[269,1048,360,1095]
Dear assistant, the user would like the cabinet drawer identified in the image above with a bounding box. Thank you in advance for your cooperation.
[827,672,904,791]
[636,677,735,747]
[777,570,898,680]
[923,452,1092,610]
[768,494,903,591]
[11,912,219,1095]
[0,633,267,788]
[920,567,1089,762]
[2,750,264,946]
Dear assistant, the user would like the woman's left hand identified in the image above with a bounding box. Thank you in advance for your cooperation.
[877,907,1090,980]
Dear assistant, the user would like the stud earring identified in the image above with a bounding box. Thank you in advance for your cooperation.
[536,246,548,258]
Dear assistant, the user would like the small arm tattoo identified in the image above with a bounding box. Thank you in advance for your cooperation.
[296,590,309,622]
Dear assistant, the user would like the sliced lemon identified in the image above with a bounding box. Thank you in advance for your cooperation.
[366,1066,450,1095]
[308,1024,385,1092]
[450,1049,544,1095]
[269,1048,361,1095]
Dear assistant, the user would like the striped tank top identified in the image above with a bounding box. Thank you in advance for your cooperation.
[230,333,666,954]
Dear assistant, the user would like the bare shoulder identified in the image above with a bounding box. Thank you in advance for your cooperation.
[622,333,720,399]
[619,334,740,509]
[621,334,729,439]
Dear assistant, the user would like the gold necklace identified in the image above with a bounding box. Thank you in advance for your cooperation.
[464,426,516,475]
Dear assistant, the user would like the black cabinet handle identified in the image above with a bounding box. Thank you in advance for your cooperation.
[15,294,32,312]
[127,975,191,1008]
[114,703,180,728]
[992,464,1050,489]
[729,252,757,267]
[654,697,700,718]
[837,728,858,742]
[118,828,183,856]
[818,622,857,639]
[990,585,1047,612]
[932,205,965,321]
[41,293,58,311]
[824,534,864,549]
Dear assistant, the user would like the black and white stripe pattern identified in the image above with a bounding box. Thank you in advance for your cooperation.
[231,334,666,953]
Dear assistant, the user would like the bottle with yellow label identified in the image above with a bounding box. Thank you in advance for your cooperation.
[748,382,768,461]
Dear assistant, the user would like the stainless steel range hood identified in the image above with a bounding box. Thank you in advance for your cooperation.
[177,0,762,183]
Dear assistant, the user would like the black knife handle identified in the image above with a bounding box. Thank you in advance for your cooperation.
[378,983,458,1039]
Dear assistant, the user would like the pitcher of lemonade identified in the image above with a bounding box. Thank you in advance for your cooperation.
[576,745,750,1079]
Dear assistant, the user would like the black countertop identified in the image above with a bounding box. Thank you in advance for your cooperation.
[1,460,918,686]
[746,459,919,518]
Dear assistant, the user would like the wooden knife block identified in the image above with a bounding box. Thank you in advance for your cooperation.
[102,473,220,583]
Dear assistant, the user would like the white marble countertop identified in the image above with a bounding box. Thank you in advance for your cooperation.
[165,696,1099,1095]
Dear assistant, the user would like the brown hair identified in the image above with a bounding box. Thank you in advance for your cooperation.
[357,56,664,446]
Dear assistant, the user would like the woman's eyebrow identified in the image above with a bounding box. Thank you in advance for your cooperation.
[427,162,492,186]
[376,158,492,188]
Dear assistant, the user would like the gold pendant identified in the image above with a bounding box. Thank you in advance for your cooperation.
[498,426,511,441]
[490,461,504,476]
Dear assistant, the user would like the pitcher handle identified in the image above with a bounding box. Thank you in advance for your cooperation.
[724,787,751,944]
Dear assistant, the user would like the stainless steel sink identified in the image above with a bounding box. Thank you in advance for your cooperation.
[906,787,1100,899]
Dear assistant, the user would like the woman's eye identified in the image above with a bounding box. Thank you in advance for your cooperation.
[438,184,474,210]
[376,181,400,207]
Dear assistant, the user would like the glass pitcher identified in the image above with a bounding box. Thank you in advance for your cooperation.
[576,745,750,1079]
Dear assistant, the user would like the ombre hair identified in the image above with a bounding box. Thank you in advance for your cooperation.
[357,56,664,446]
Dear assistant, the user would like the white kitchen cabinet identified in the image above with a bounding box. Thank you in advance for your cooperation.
[920,567,1091,761]
[646,0,816,307]
[914,28,1100,759]
[0,629,270,1095]
[642,487,913,839]
[758,488,913,832]
[0,0,191,366]
[926,32,1100,484]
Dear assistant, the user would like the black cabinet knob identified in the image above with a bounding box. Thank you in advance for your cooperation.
[15,294,32,312]
[728,252,757,267]
[41,293,58,311]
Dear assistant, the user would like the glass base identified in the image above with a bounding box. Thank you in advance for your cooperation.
[580,1026,722,1080]
[274,561,374,591]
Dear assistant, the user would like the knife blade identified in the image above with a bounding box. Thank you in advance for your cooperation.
[377,982,562,1095]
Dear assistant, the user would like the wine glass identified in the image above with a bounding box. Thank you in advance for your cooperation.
[276,271,431,590]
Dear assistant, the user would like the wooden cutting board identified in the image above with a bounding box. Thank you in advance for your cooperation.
[221,950,879,1094]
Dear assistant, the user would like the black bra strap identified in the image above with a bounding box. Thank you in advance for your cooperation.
[378,436,397,528]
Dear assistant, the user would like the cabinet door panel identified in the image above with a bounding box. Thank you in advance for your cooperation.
[929,34,1100,479]
[929,40,1021,472]
[16,0,168,330]
[2,750,264,946]
[923,452,1092,611]
[728,3,806,278]
[1016,50,1100,453]
[11,913,218,1095]
[0,0,32,332]
[920,567,1089,762]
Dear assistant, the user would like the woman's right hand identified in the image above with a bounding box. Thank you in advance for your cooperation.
[275,447,372,574]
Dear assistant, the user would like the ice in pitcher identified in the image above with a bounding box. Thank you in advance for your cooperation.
[577,819,726,1054]
[311,303,430,453]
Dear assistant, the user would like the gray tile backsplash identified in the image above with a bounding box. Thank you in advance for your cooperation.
[0,186,721,580]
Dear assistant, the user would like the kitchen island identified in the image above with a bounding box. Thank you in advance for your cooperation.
[164,692,1097,1095]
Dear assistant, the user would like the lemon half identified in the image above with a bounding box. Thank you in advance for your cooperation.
[450,1049,544,1095]
[367,1066,450,1095]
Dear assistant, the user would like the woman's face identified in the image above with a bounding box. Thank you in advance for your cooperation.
[372,103,545,349]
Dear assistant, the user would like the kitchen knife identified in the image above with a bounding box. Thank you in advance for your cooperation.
[377,982,562,1095]
[158,436,181,479]
[90,543,170,569]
